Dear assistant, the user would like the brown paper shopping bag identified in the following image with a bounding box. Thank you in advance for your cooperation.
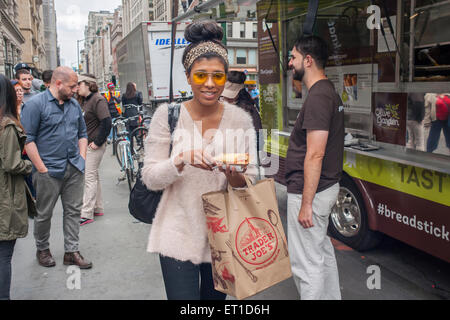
[202,177,292,300]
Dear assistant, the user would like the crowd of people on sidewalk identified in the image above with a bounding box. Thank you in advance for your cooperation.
[0,21,344,301]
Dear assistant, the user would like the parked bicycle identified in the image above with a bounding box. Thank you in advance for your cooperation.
[112,116,148,191]
[112,104,151,156]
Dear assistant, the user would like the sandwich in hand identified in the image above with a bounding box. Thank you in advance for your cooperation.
[213,153,249,165]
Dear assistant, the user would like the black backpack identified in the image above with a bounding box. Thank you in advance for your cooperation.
[128,103,181,224]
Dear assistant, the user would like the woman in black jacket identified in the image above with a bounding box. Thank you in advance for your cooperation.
[221,71,263,152]
[122,82,143,135]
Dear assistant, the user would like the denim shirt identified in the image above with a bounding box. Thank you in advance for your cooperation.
[21,89,88,179]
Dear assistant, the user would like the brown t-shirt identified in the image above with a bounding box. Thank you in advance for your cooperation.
[82,93,111,143]
[285,79,345,194]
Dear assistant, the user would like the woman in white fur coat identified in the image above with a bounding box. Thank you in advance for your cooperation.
[142,21,258,300]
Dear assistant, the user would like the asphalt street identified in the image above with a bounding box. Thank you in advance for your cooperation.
[9,144,450,300]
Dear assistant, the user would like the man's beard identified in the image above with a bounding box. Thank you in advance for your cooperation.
[59,91,73,101]
[293,68,305,81]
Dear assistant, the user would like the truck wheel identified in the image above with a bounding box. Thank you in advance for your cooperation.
[328,175,383,251]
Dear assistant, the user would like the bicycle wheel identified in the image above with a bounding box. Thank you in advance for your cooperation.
[127,146,135,183]
[131,126,148,154]
[115,139,125,168]
[126,168,133,191]
[112,125,117,156]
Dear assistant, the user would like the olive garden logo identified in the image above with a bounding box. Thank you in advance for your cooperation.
[375,103,400,129]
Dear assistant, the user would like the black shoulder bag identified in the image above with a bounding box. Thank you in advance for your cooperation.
[128,103,181,224]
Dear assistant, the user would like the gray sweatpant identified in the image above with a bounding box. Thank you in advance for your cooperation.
[287,183,341,300]
[33,164,84,253]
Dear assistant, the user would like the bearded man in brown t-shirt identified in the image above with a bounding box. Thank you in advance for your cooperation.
[285,35,344,300]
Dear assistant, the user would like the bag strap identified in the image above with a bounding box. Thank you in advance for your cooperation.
[168,103,181,155]
[303,0,319,36]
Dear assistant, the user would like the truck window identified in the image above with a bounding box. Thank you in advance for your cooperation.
[403,0,450,82]
[284,0,374,139]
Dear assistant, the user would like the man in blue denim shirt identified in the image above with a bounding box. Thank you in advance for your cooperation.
[21,67,93,269]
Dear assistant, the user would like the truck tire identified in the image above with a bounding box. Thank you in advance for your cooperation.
[328,174,383,251]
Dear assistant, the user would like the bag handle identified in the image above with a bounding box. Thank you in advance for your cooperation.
[168,103,181,155]
[226,175,254,193]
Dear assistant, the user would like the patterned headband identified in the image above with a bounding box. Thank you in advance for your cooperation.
[184,41,228,70]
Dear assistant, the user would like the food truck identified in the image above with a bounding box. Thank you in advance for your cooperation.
[171,0,450,263]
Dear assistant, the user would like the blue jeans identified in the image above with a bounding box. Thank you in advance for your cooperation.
[108,118,116,140]
[159,255,227,300]
[0,240,16,300]
[426,120,450,152]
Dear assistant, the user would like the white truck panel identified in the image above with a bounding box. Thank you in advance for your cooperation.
[148,29,192,99]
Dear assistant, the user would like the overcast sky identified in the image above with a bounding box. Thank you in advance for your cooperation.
[55,0,122,68]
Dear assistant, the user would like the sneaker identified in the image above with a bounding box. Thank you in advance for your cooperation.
[80,218,94,226]
[94,212,104,217]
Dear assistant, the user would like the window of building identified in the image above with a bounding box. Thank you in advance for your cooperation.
[227,23,233,39]
[248,49,256,65]
[253,23,257,38]
[228,48,235,65]
[240,23,245,38]
[236,48,246,64]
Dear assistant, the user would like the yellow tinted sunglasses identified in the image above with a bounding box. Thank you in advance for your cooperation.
[192,71,227,86]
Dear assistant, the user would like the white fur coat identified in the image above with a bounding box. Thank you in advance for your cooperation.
[142,102,257,264]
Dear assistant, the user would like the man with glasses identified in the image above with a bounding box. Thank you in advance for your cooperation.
[21,67,93,270]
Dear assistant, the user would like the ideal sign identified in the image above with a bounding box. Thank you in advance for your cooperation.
[155,38,190,46]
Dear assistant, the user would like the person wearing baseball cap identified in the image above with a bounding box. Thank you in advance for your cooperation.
[103,82,121,118]
[77,74,111,226]
[15,68,38,104]
[221,71,262,152]
[14,62,31,73]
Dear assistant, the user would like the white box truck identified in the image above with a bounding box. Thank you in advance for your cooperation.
[116,21,192,106]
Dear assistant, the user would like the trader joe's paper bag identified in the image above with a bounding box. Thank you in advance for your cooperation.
[202,177,292,300]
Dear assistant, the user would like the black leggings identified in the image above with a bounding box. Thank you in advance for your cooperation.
[159,255,227,300]
[0,240,16,300]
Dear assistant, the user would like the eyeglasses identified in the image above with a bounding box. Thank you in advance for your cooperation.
[192,71,227,86]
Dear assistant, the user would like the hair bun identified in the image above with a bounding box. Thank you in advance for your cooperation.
[185,21,223,44]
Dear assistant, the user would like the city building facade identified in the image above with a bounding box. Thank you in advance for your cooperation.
[83,10,114,90]
[111,6,123,86]
[42,0,58,70]
[226,21,258,82]
[0,0,25,79]
[122,0,152,37]
[17,0,47,76]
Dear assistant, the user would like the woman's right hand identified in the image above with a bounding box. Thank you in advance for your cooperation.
[174,150,216,172]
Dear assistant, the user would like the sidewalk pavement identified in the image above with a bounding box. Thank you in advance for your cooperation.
[10,145,445,300]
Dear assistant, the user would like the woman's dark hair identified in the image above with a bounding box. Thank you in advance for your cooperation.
[226,71,255,108]
[236,88,256,108]
[88,82,98,93]
[82,74,98,93]
[182,20,228,74]
[227,71,247,85]
[124,82,136,99]
[0,73,21,129]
